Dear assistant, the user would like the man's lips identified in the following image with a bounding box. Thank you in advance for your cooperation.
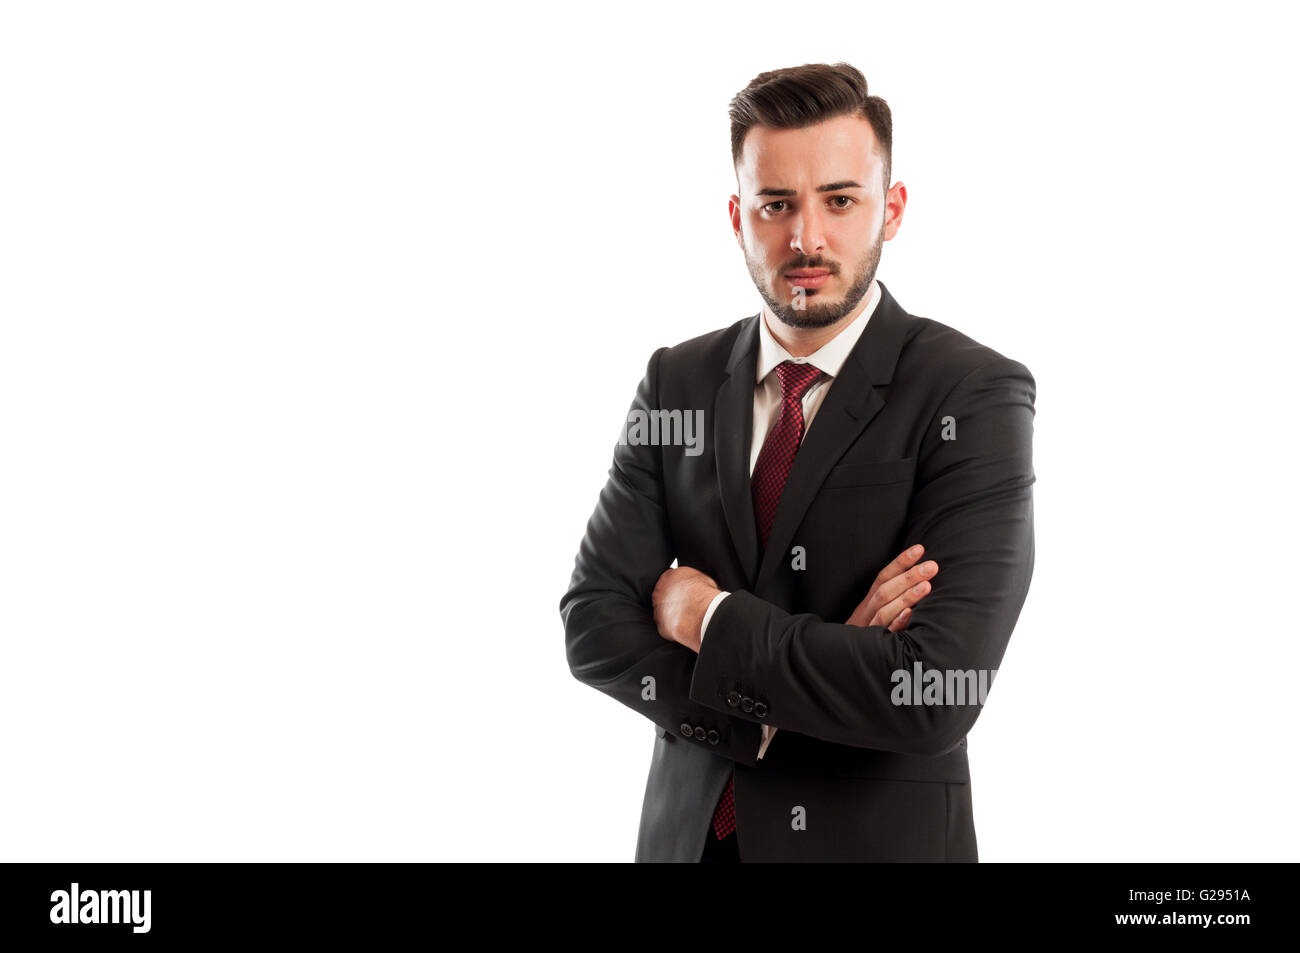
[785,269,832,288]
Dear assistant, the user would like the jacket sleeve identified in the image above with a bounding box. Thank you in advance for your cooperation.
[560,346,764,766]
[689,357,1036,757]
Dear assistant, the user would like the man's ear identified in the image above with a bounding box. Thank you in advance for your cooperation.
[883,181,907,241]
[728,194,744,247]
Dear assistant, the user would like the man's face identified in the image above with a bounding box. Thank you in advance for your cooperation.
[730,113,904,330]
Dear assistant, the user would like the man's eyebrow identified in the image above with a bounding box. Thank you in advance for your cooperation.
[755,180,865,197]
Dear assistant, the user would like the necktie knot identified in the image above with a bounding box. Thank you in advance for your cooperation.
[775,360,824,402]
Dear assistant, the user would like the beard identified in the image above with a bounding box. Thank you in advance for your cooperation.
[743,223,883,330]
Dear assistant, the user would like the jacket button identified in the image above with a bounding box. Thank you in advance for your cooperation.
[726,691,742,708]
[679,723,693,737]
[754,702,768,718]
[707,729,720,745]
[741,696,754,713]
[694,726,708,741]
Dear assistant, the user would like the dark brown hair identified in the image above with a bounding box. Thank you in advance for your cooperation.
[729,62,892,193]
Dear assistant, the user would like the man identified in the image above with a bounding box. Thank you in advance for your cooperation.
[560,62,1035,862]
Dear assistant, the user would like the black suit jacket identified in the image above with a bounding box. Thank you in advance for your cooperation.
[560,281,1035,861]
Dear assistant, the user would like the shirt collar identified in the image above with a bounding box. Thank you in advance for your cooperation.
[756,278,882,385]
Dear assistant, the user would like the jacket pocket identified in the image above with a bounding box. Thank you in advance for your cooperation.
[821,457,915,489]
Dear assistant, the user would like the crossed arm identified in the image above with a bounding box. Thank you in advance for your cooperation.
[651,545,939,656]
[561,348,1035,762]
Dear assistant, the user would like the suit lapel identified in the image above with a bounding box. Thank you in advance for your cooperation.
[753,280,913,592]
[714,315,761,587]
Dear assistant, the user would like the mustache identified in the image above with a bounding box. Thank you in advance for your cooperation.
[784,260,838,272]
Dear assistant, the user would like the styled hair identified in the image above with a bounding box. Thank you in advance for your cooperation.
[728,62,892,193]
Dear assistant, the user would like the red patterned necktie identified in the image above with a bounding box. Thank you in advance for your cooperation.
[711,359,826,840]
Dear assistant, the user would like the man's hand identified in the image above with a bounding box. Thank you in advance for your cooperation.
[845,544,938,631]
[652,566,720,654]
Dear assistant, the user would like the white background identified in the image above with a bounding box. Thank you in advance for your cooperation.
[2,1,1297,862]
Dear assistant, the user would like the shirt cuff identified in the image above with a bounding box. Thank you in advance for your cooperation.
[699,590,730,644]
[758,725,776,760]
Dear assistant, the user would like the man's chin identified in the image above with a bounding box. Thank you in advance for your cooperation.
[771,302,849,330]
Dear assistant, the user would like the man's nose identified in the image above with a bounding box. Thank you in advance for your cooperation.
[790,205,826,256]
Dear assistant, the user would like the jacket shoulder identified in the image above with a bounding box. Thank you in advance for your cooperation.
[652,314,755,381]
[900,313,1035,393]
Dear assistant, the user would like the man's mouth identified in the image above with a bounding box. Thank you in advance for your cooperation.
[784,269,832,289]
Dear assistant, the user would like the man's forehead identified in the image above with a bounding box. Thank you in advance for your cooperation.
[737,118,879,191]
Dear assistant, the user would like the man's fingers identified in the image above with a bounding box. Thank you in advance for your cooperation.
[847,547,924,626]
[846,552,938,628]
[869,579,933,628]
[850,560,938,626]
[871,560,938,611]
[872,543,926,588]
[887,607,911,633]
[870,591,913,630]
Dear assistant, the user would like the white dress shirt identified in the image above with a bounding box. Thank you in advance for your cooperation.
[699,277,882,760]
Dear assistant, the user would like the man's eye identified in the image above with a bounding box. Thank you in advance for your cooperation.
[763,197,854,213]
